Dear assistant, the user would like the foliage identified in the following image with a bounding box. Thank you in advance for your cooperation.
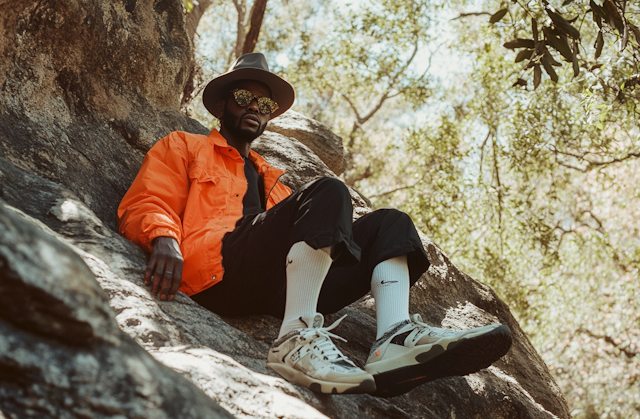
[487,0,640,93]
[183,0,195,13]
[279,0,440,187]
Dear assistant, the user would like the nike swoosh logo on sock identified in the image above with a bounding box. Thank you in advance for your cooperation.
[286,259,293,266]
[380,280,398,285]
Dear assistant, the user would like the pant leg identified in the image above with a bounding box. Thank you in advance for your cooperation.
[316,209,429,314]
[191,177,358,316]
[192,178,430,318]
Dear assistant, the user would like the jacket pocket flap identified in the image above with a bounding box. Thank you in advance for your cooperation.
[188,161,221,183]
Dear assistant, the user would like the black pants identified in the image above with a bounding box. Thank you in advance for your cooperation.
[191,177,429,317]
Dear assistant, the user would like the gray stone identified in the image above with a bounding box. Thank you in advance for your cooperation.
[0,198,234,419]
[253,131,370,217]
[267,110,348,176]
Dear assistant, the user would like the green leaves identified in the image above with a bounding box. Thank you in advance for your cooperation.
[533,64,542,88]
[183,0,194,13]
[595,30,604,59]
[515,49,534,63]
[493,0,639,91]
[503,38,535,49]
[490,8,509,24]
[546,9,581,40]
[542,56,559,83]
[544,26,574,62]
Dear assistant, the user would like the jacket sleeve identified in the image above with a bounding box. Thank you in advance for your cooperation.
[117,132,190,252]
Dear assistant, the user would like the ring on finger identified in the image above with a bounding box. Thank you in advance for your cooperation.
[165,271,173,276]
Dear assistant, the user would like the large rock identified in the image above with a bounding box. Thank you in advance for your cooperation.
[0,197,233,419]
[266,110,348,176]
[0,155,570,419]
[0,0,207,228]
[253,131,370,217]
[0,1,571,418]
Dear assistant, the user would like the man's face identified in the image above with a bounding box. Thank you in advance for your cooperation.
[221,80,272,143]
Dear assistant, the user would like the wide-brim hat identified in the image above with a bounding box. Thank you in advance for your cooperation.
[202,52,295,119]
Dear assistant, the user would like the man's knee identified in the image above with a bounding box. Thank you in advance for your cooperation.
[303,177,351,203]
[373,208,414,225]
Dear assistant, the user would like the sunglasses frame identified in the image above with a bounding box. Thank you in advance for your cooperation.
[232,89,279,115]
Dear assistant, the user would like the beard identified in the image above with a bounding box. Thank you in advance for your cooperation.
[222,107,267,143]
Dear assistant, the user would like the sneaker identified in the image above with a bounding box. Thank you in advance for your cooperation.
[365,314,512,397]
[267,313,376,394]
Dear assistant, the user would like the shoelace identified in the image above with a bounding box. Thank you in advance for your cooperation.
[406,314,431,344]
[407,314,460,344]
[299,315,350,362]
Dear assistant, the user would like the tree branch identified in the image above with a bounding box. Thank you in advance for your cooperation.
[185,0,213,40]
[359,37,421,124]
[450,12,492,20]
[492,135,503,233]
[586,151,640,167]
[550,145,640,170]
[368,169,430,199]
[478,130,491,184]
[232,0,247,59]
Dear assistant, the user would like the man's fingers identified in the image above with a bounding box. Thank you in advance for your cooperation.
[168,262,183,301]
[152,260,166,295]
[147,237,183,301]
[158,262,174,301]
[144,254,157,286]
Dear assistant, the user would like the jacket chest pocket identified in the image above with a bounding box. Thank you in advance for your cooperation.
[185,166,230,226]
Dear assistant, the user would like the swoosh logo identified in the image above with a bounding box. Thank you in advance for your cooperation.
[380,280,398,285]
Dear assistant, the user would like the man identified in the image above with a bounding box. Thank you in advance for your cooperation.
[118,53,512,396]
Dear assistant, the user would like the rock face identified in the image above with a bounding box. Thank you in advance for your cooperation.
[266,110,348,176]
[0,1,571,419]
[0,194,233,419]
[0,0,206,228]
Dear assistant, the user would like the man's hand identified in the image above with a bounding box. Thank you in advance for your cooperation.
[145,236,183,301]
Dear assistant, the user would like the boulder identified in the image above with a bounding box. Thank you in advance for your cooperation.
[0,196,233,419]
[266,110,348,176]
[0,1,571,418]
[253,131,370,217]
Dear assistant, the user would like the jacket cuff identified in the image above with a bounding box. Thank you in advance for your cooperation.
[147,229,182,251]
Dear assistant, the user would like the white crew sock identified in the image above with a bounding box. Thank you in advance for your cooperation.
[278,241,332,339]
[371,254,411,339]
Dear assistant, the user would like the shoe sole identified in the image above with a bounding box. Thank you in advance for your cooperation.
[267,362,377,394]
[369,324,512,398]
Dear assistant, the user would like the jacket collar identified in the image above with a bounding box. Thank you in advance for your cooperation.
[208,129,285,177]
[208,129,231,148]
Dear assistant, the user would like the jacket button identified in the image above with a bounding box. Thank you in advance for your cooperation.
[236,194,239,197]
[212,275,217,280]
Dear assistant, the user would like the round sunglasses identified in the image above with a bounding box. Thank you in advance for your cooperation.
[232,89,279,115]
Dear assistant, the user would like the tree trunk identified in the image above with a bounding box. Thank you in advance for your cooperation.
[242,0,268,54]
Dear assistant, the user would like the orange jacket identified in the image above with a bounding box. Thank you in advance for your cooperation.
[117,129,292,295]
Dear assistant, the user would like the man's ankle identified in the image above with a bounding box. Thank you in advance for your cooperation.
[277,317,307,339]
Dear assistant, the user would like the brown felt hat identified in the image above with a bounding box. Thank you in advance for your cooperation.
[202,52,295,119]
